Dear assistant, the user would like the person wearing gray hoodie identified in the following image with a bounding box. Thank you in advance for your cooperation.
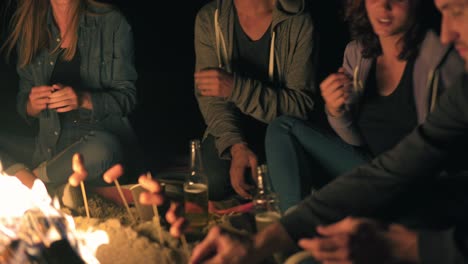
[194,0,317,201]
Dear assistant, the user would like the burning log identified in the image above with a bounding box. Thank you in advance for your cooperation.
[0,168,102,264]
[35,239,84,264]
[0,208,88,264]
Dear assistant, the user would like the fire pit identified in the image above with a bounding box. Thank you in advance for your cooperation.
[0,167,192,264]
[0,164,267,264]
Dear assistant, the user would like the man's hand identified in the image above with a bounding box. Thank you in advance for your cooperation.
[138,175,187,238]
[230,143,257,199]
[190,225,256,264]
[195,68,234,98]
[27,85,54,117]
[385,224,419,263]
[299,217,419,264]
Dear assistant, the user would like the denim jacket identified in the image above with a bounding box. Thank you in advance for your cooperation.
[15,5,140,165]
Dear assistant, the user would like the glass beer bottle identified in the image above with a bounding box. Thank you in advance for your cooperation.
[253,164,281,233]
[183,139,209,232]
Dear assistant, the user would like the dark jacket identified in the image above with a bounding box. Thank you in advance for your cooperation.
[280,74,468,263]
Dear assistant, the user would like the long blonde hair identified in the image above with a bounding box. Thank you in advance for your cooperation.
[2,0,107,68]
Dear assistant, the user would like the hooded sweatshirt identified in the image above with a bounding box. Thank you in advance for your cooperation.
[194,0,317,158]
[328,31,465,146]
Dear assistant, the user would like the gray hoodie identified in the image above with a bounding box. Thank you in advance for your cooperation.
[328,31,465,146]
[194,0,317,157]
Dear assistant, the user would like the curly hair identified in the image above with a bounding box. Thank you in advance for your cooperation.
[344,0,440,60]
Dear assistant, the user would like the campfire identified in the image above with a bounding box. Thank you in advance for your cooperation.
[0,164,106,263]
[0,164,190,264]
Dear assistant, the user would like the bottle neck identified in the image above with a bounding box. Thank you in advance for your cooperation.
[189,140,206,176]
[190,144,204,172]
[256,164,271,195]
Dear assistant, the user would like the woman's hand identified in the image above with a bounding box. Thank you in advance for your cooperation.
[320,68,352,117]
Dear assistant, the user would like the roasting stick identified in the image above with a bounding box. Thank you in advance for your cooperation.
[114,180,135,223]
[168,201,190,259]
[144,172,169,264]
[141,173,189,261]
[181,234,190,260]
[103,164,136,224]
[146,172,165,246]
[69,153,90,218]
[80,182,90,218]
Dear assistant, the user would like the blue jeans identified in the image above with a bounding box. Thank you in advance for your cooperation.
[265,116,371,212]
[0,125,123,187]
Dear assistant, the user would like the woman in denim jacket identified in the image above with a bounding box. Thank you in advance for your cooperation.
[265,0,465,213]
[0,0,143,199]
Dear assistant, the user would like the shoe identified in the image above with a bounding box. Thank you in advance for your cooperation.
[53,183,84,210]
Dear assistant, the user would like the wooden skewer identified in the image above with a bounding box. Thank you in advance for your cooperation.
[114,179,136,224]
[70,153,90,219]
[181,234,190,261]
[146,172,168,264]
[146,172,165,246]
[80,182,90,218]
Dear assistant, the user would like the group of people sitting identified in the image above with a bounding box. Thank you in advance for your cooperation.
[1,0,468,263]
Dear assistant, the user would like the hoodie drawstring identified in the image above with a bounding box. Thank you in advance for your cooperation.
[215,8,275,81]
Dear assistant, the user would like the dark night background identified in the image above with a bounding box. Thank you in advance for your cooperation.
[0,0,350,176]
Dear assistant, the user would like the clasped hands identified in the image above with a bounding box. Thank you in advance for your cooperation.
[28,84,92,116]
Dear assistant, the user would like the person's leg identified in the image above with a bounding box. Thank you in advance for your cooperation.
[0,132,38,187]
[265,116,370,212]
[201,134,235,201]
[36,130,123,186]
[0,132,36,168]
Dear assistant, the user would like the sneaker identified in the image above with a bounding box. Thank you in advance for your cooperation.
[54,183,84,210]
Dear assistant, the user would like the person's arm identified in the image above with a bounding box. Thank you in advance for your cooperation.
[298,217,419,263]
[252,222,297,261]
[226,14,316,123]
[190,222,296,264]
[87,12,137,121]
[281,74,468,242]
[419,228,468,264]
[137,174,188,237]
[194,6,244,157]
[17,64,41,122]
[326,41,365,146]
[17,13,137,122]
